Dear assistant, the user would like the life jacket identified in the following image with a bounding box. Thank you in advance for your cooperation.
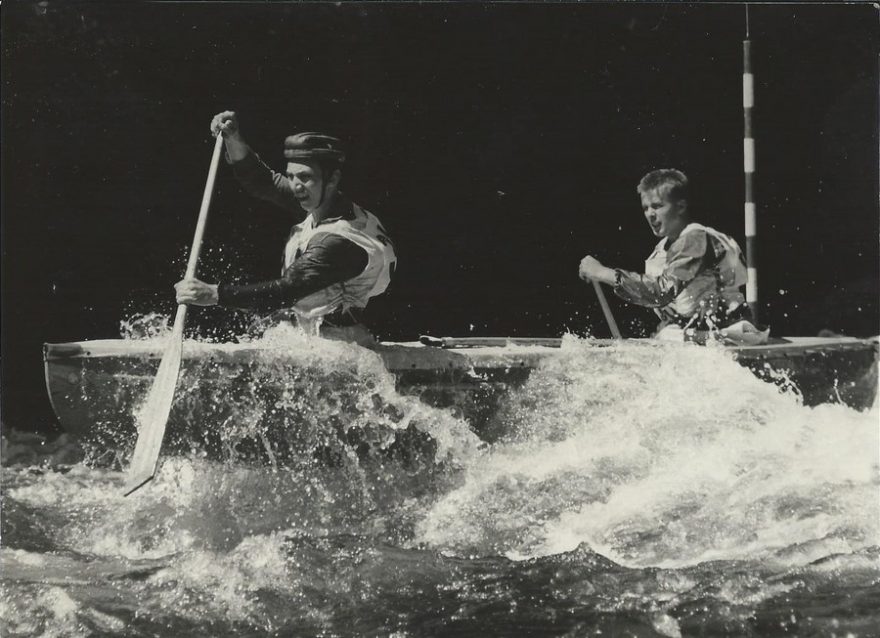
[283,203,396,319]
[645,222,747,323]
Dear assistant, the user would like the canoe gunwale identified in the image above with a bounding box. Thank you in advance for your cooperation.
[43,335,879,366]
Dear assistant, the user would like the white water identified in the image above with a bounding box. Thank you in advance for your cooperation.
[416,337,880,567]
[4,329,879,635]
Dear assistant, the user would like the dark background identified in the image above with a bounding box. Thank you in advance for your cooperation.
[3,2,878,433]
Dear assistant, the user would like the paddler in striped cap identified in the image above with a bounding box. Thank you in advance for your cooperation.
[175,111,396,346]
[578,169,767,344]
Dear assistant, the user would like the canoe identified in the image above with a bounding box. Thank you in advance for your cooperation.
[43,335,878,457]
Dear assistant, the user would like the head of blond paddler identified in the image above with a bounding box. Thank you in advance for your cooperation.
[637,168,690,241]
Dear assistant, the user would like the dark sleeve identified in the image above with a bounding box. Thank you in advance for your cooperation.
[613,231,710,308]
[217,233,369,311]
[230,151,302,213]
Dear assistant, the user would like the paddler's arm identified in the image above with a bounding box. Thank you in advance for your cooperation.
[579,232,709,308]
[579,259,679,307]
[229,152,303,214]
[177,234,369,311]
[211,110,302,214]
[611,270,684,308]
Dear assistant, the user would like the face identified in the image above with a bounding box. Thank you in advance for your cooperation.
[640,188,687,239]
[285,161,328,211]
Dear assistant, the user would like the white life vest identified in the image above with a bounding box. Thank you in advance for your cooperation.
[282,203,396,319]
[645,222,747,319]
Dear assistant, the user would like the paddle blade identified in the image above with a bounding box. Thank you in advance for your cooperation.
[123,330,185,496]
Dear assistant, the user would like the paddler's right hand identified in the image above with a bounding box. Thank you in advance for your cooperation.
[210,111,241,138]
[175,278,219,306]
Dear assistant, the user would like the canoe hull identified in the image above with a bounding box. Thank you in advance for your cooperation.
[44,337,878,458]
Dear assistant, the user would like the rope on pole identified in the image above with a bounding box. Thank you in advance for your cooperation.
[743,19,760,324]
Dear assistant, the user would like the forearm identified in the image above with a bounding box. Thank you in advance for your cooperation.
[218,235,368,311]
[218,277,321,311]
[590,266,618,286]
[231,152,300,212]
[613,270,680,308]
[218,260,348,311]
[222,132,250,162]
[614,233,712,308]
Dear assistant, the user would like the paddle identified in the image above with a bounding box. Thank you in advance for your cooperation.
[591,279,623,340]
[419,336,564,348]
[123,133,224,496]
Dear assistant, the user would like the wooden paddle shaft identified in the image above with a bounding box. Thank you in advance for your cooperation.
[165,133,225,340]
[184,133,225,280]
[592,280,622,340]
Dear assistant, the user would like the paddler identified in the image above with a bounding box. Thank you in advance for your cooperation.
[578,169,767,344]
[174,111,396,346]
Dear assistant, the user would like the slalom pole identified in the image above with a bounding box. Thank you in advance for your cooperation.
[743,5,760,324]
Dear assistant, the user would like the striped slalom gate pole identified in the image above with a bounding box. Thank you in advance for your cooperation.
[743,10,760,324]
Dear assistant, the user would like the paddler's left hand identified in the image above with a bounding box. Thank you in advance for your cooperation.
[175,278,219,306]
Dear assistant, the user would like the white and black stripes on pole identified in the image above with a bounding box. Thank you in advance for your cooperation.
[743,35,759,324]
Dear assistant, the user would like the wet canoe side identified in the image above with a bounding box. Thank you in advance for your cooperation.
[42,340,548,449]
[43,337,878,450]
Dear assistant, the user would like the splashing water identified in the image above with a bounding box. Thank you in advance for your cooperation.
[2,331,878,636]
[416,338,879,568]
[119,313,172,341]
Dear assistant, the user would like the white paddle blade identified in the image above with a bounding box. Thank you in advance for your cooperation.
[123,331,185,495]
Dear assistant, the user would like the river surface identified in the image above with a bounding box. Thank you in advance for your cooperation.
[2,332,878,637]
